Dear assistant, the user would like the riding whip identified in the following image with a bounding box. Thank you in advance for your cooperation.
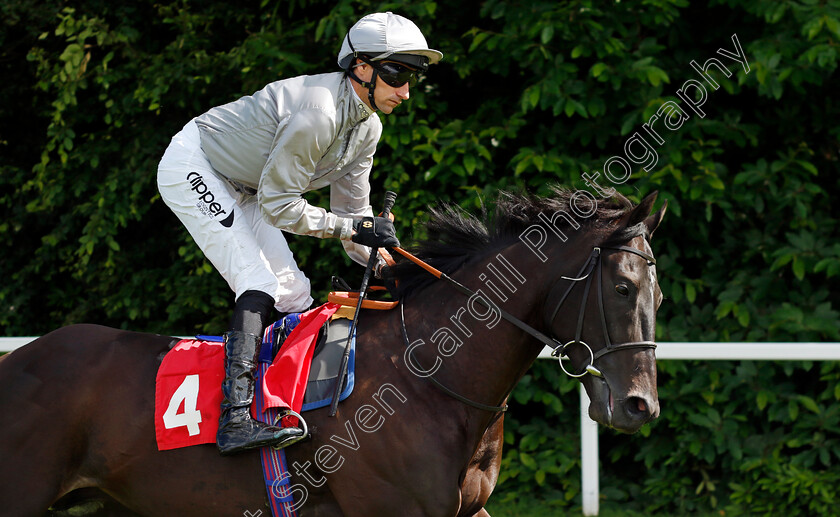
[328,191,397,417]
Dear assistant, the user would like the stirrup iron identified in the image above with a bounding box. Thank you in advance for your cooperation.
[272,409,309,450]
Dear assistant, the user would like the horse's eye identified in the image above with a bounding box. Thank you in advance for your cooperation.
[615,284,630,297]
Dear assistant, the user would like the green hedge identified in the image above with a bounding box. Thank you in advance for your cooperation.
[495,358,840,515]
[2,0,838,513]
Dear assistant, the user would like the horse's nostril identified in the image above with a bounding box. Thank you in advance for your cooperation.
[636,398,647,413]
[626,396,650,417]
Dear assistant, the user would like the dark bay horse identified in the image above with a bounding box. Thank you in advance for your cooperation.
[0,188,665,516]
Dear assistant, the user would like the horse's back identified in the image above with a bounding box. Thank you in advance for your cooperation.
[0,324,175,514]
[2,322,174,363]
[1,322,171,398]
[0,324,174,418]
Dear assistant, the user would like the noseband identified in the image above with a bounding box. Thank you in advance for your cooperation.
[545,245,658,378]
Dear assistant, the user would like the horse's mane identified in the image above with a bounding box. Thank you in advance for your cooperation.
[385,186,644,298]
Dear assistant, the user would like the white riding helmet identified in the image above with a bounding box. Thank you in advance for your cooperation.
[337,12,443,71]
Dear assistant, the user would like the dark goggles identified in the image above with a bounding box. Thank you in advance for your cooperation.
[373,62,421,88]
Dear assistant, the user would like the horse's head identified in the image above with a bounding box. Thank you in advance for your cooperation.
[386,187,665,432]
[547,191,666,433]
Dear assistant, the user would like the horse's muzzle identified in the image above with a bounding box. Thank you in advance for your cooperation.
[584,377,659,433]
[613,393,660,430]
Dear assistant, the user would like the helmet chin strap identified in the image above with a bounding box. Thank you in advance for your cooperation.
[347,66,380,111]
[345,35,380,111]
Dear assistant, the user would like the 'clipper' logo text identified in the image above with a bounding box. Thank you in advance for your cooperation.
[187,172,234,227]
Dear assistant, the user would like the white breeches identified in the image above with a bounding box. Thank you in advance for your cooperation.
[157,120,313,313]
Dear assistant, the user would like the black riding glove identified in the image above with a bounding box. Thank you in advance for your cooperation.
[351,216,400,248]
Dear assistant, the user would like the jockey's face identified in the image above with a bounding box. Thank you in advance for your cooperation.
[352,60,412,114]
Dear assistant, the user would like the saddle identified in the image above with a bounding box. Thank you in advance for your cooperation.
[264,278,398,412]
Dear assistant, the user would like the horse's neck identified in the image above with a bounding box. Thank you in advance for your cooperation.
[401,242,549,419]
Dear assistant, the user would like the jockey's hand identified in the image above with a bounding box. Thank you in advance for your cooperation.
[352,216,400,248]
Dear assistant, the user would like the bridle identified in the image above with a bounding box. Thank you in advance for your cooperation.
[392,241,658,412]
[544,245,658,378]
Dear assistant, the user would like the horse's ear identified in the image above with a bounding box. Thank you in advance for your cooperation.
[644,199,667,239]
[626,191,658,227]
[624,191,666,239]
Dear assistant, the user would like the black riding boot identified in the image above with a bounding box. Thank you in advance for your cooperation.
[216,330,304,455]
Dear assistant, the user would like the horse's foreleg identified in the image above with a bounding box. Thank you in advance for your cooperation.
[457,414,504,517]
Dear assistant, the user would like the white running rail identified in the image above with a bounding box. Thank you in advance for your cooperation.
[538,342,840,516]
[0,337,37,352]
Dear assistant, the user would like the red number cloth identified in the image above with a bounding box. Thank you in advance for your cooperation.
[154,303,341,451]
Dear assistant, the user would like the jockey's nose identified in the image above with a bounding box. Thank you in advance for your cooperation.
[396,82,410,100]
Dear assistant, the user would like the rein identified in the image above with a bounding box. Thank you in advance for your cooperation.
[390,243,657,412]
[399,304,509,413]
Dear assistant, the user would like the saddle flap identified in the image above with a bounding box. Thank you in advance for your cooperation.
[299,318,356,410]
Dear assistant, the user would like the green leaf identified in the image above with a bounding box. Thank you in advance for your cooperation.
[757,390,768,410]
[314,18,327,41]
[469,32,490,53]
[792,256,805,280]
[796,160,818,175]
[463,154,476,174]
[685,283,696,303]
[797,395,820,414]
[528,87,540,109]
[519,452,537,469]
[541,26,554,45]
[707,176,725,190]
[824,16,840,38]
[788,400,799,421]
[805,17,824,40]
[688,413,714,428]
[646,67,669,86]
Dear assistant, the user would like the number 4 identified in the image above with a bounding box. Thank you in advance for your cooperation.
[163,374,202,436]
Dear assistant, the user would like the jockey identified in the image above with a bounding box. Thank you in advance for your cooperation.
[157,12,442,456]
